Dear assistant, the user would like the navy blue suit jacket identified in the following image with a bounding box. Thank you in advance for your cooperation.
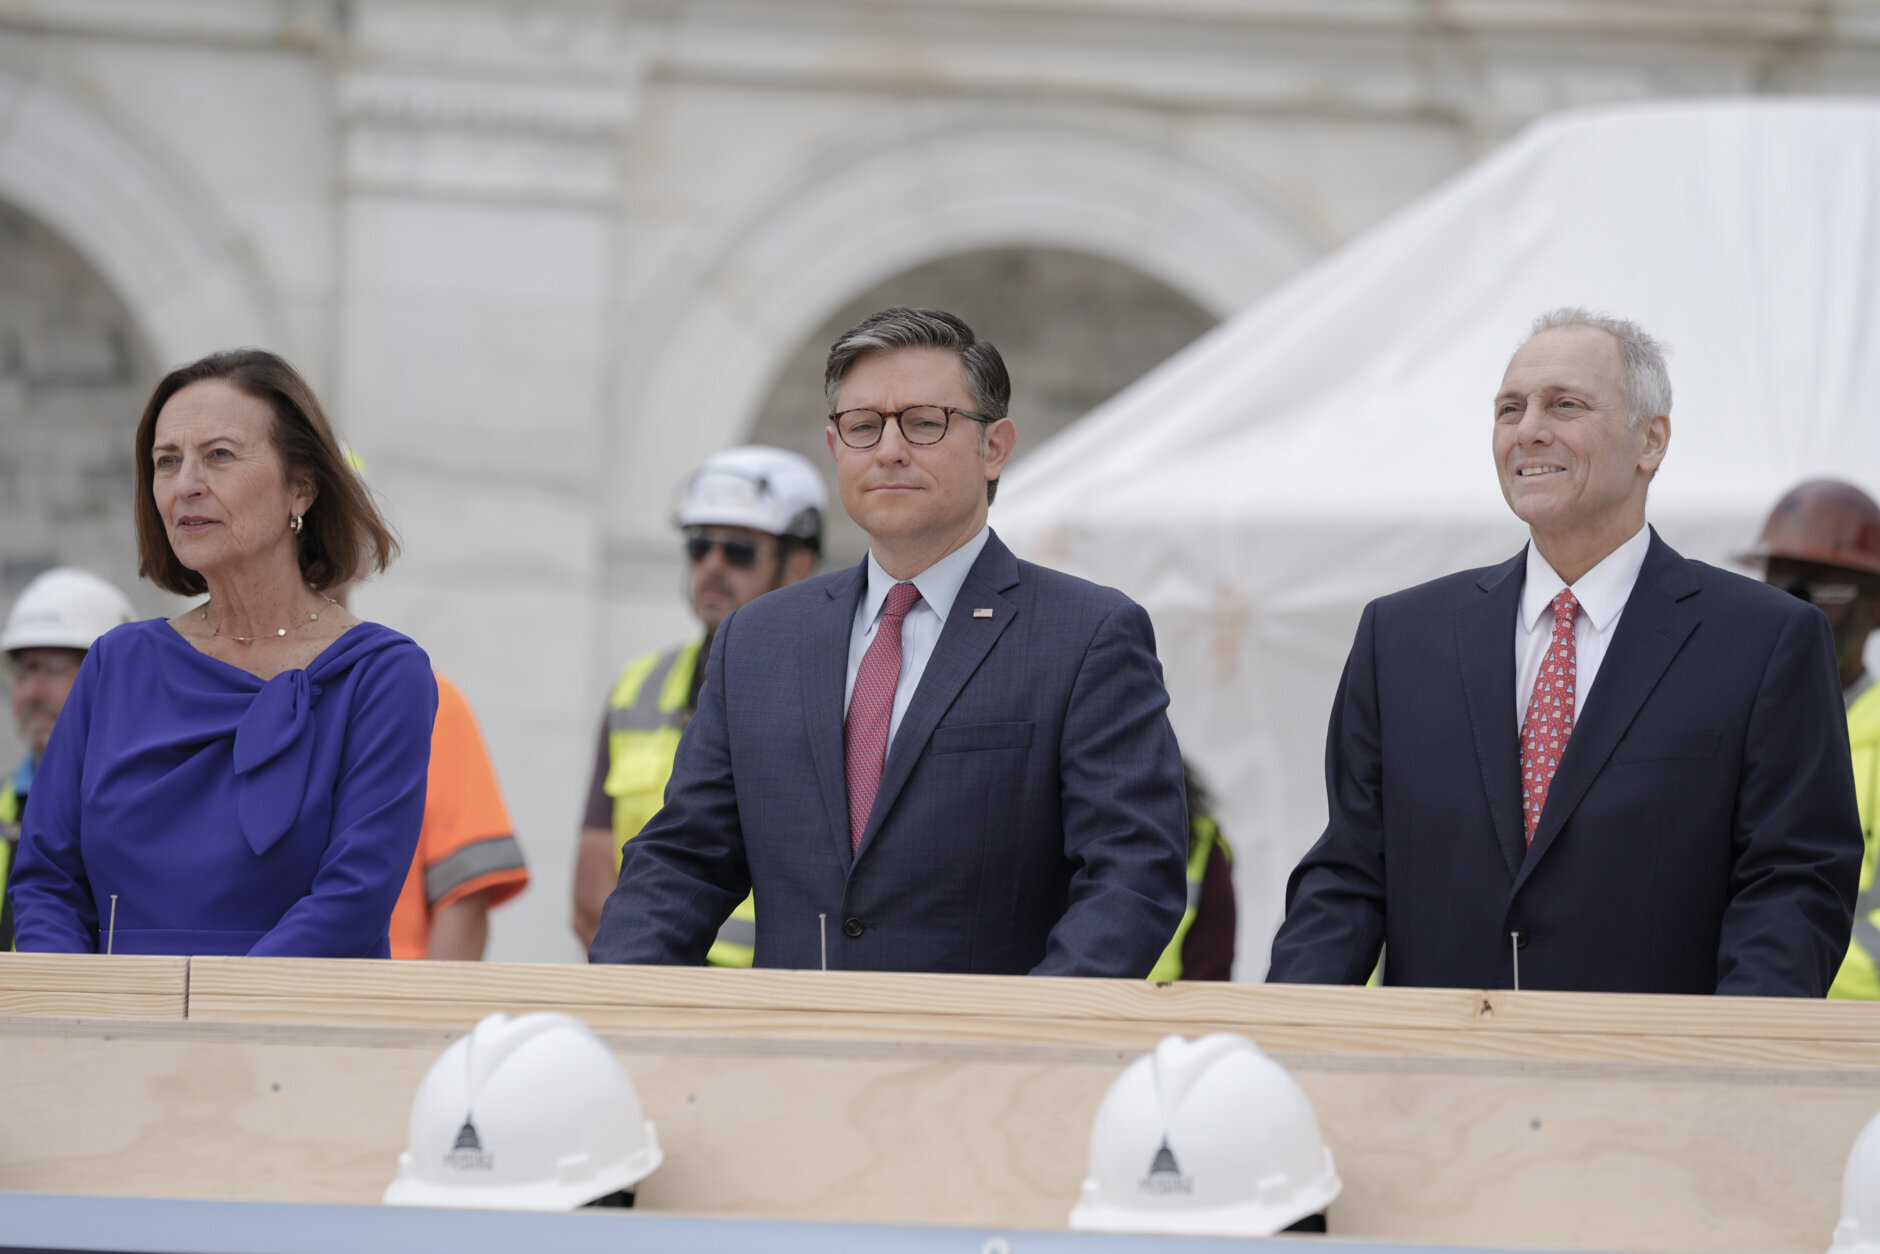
[1268,530,1861,995]
[588,531,1189,976]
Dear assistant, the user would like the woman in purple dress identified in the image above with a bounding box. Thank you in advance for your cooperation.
[12,350,435,957]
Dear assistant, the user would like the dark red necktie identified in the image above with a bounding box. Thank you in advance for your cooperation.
[845,582,922,854]
[1520,589,1580,846]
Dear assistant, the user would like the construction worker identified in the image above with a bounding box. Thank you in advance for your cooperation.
[388,673,531,960]
[572,446,826,961]
[1146,762,1238,982]
[0,568,134,948]
[1746,479,1880,1000]
[332,454,530,961]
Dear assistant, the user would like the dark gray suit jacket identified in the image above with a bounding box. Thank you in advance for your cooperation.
[589,531,1189,976]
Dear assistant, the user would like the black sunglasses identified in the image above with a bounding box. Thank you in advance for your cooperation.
[1775,578,1865,607]
[685,534,769,570]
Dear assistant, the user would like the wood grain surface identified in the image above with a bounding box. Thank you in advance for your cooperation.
[0,954,186,1018]
[0,1014,1873,1253]
[4,955,1879,1252]
[182,957,1880,1065]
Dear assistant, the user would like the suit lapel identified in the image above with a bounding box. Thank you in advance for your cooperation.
[804,562,867,866]
[1515,530,1700,892]
[855,535,1021,860]
[1457,550,1529,880]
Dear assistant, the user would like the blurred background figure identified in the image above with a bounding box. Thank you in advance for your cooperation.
[0,567,133,948]
[12,349,435,957]
[1746,479,1880,1001]
[1147,762,1237,982]
[573,446,826,960]
[334,453,531,963]
[390,673,530,961]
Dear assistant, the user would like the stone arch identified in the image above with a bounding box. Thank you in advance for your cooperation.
[0,63,281,370]
[0,196,177,770]
[745,245,1224,567]
[607,124,1320,538]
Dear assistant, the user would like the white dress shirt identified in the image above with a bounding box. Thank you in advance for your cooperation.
[846,525,993,750]
[1514,524,1651,732]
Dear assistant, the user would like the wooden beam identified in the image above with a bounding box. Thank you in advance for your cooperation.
[182,958,1880,1064]
[0,954,187,1018]
[0,1012,1872,1253]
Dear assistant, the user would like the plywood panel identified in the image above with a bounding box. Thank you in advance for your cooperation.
[0,1016,1872,1254]
[7,960,1878,1251]
[0,954,187,1018]
[1308,1059,1875,1252]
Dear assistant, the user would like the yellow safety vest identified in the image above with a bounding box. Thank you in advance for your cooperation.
[1147,815,1227,983]
[1,778,19,951]
[605,640,755,968]
[1830,682,1880,1000]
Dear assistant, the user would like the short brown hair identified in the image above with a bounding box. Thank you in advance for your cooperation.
[134,349,398,595]
[824,307,1012,505]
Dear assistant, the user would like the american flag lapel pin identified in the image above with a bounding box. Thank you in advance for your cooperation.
[973,608,994,618]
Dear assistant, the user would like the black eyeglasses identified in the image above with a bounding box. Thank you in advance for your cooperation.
[1775,579,1866,607]
[829,405,990,449]
[684,531,771,570]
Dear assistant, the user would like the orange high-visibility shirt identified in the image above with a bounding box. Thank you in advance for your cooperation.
[389,674,528,959]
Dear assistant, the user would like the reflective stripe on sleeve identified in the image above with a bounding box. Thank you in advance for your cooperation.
[423,834,527,905]
[607,650,686,733]
[1853,882,1880,977]
[714,915,757,950]
[1855,915,1880,974]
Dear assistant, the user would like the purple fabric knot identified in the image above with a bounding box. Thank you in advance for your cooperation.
[232,669,316,856]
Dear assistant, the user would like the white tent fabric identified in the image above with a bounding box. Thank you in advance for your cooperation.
[993,98,1880,981]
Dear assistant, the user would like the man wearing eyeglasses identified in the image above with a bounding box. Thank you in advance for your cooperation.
[572,445,827,960]
[1745,479,1880,1000]
[1,568,133,949]
[589,306,1187,976]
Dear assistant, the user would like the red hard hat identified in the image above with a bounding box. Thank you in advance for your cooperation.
[1740,479,1880,578]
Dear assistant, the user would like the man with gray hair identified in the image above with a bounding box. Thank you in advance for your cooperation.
[589,306,1188,975]
[1269,308,1860,995]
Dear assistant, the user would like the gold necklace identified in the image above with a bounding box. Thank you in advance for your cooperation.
[199,594,339,643]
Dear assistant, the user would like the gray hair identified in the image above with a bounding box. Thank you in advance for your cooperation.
[1525,307,1672,429]
[824,306,1011,504]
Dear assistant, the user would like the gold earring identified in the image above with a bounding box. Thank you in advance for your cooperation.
[290,514,304,534]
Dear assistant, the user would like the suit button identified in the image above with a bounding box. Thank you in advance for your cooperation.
[1510,928,1530,948]
[843,917,865,939]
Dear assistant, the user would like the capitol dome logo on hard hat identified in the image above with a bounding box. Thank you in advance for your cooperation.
[1072,1033,1340,1238]
[445,1114,494,1172]
[1139,1137,1193,1196]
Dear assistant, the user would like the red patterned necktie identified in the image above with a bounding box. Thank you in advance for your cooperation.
[1520,588,1580,846]
[845,581,923,854]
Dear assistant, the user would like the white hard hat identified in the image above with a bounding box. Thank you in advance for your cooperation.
[1069,1033,1341,1237]
[1,567,134,654]
[675,445,826,543]
[383,1012,662,1211]
[1833,1108,1880,1253]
